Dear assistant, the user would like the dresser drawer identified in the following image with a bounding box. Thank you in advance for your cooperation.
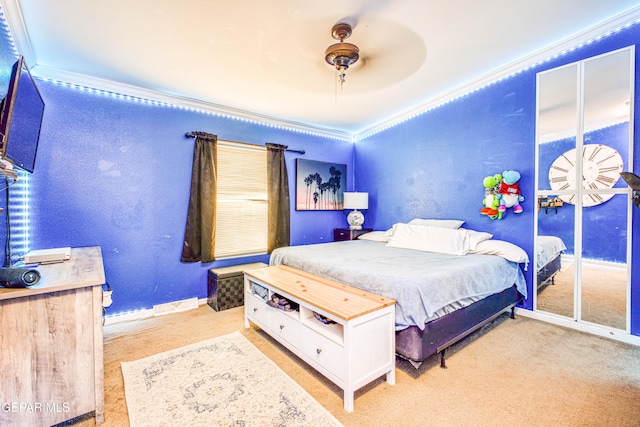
[268,309,301,347]
[245,292,269,327]
[333,228,351,241]
[333,228,373,241]
[300,326,345,380]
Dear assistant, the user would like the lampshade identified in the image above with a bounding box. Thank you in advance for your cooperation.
[343,192,368,210]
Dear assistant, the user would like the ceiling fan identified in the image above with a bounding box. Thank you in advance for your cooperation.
[324,22,360,88]
[319,17,427,95]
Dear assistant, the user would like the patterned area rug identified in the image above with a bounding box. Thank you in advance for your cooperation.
[122,331,343,427]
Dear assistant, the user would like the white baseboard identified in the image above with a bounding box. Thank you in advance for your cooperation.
[153,297,199,316]
[103,309,153,326]
[103,297,209,326]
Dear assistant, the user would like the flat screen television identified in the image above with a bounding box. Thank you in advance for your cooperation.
[0,55,45,173]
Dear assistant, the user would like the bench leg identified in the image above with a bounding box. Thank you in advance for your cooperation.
[386,367,396,385]
[343,388,354,412]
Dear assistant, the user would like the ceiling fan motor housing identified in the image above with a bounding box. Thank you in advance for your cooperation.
[325,22,360,70]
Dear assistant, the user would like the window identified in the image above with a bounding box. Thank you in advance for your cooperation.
[215,141,267,258]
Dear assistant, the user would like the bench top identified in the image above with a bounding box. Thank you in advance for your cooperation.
[244,265,395,321]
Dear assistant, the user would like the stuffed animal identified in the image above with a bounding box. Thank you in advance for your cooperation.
[480,173,503,220]
[498,170,524,214]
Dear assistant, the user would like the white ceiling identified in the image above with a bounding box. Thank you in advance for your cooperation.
[2,0,640,137]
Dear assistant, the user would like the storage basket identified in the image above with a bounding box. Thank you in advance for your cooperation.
[207,262,267,311]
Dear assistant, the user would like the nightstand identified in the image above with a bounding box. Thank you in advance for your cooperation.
[334,227,373,241]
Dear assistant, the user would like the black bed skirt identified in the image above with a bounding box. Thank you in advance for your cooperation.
[395,285,522,363]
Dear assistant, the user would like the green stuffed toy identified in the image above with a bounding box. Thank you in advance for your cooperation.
[481,173,503,220]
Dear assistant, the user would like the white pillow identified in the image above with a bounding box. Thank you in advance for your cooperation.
[357,231,390,243]
[465,229,493,250]
[470,239,530,265]
[407,218,465,229]
[383,225,397,237]
[386,223,469,255]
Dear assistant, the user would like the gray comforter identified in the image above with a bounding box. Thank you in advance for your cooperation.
[270,240,527,331]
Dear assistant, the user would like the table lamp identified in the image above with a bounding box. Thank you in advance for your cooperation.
[343,192,368,229]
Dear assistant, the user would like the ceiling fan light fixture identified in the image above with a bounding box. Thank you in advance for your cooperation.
[325,23,359,87]
[325,43,360,68]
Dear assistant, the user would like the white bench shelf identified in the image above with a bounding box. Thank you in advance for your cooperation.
[244,265,396,412]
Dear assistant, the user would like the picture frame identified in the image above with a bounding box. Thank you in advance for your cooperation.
[295,159,347,211]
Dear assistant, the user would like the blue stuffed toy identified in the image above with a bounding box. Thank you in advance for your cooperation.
[498,170,524,214]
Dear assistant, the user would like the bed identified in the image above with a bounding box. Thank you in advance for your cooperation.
[536,235,566,290]
[269,221,528,367]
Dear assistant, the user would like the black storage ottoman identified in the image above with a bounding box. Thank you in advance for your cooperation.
[207,262,268,311]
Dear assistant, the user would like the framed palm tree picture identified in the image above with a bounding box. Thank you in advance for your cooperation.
[296,159,347,210]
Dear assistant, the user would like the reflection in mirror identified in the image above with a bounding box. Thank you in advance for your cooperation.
[535,48,632,331]
[537,63,578,148]
[536,203,575,319]
[536,63,577,319]
[581,194,628,329]
[583,50,632,140]
[580,50,630,330]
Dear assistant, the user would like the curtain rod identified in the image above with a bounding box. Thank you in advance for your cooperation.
[185,132,305,154]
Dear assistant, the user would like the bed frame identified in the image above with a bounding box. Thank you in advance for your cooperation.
[537,253,562,290]
[395,285,522,367]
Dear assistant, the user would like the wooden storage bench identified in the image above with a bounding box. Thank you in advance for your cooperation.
[243,264,396,412]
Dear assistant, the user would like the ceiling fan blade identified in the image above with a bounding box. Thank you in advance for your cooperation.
[620,172,640,190]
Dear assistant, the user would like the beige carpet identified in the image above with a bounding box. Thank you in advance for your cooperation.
[69,304,640,427]
[121,331,342,427]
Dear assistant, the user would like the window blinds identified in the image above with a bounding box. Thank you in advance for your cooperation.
[215,141,268,258]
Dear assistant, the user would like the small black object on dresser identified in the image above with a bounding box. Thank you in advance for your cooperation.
[0,267,41,287]
[333,227,373,242]
[208,262,267,311]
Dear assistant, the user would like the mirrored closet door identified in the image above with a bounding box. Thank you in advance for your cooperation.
[535,47,633,331]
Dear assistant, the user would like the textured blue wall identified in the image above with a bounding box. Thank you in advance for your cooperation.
[355,72,537,307]
[355,24,640,334]
[24,83,354,315]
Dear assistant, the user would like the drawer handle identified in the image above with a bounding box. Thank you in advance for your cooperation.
[280,324,285,330]
[316,348,322,355]
[253,307,258,313]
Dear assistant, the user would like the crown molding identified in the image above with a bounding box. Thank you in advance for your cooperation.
[32,65,353,142]
[354,5,640,141]
[0,0,32,60]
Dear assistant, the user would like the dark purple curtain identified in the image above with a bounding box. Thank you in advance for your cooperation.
[181,132,217,262]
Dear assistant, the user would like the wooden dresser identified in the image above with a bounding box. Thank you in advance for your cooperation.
[0,246,106,426]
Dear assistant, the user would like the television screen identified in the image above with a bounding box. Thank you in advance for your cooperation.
[0,56,45,173]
